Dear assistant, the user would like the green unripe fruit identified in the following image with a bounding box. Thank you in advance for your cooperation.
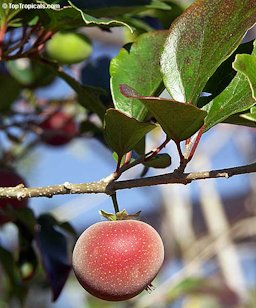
[45,32,92,65]
[6,59,55,87]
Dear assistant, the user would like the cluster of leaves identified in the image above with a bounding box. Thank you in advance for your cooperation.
[0,0,255,305]
[0,0,186,303]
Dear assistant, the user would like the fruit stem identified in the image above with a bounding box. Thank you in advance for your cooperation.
[111,193,120,214]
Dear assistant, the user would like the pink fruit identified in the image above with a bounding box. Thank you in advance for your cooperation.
[72,220,164,301]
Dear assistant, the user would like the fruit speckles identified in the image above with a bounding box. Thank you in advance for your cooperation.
[72,220,164,301]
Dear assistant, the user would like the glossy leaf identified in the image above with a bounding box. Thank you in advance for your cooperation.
[204,75,255,130]
[233,53,256,99]
[120,84,207,141]
[110,30,168,121]
[160,0,256,104]
[204,43,256,130]
[104,108,156,158]
[35,214,71,301]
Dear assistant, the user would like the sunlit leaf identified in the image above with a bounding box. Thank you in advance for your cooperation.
[161,0,256,103]
[233,53,256,99]
[110,30,168,121]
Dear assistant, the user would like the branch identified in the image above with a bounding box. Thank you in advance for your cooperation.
[0,175,115,200]
[0,163,255,200]
[112,162,256,190]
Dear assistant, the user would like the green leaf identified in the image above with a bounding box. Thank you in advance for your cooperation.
[204,43,256,130]
[120,84,207,141]
[110,30,168,121]
[39,1,133,31]
[104,108,156,158]
[233,53,256,99]
[160,0,256,104]
[35,214,71,302]
[204,74,255,130]
[144,153,172,168]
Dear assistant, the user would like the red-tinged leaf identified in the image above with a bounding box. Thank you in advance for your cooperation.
[161,0,256,104]
[120,84,207,141]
